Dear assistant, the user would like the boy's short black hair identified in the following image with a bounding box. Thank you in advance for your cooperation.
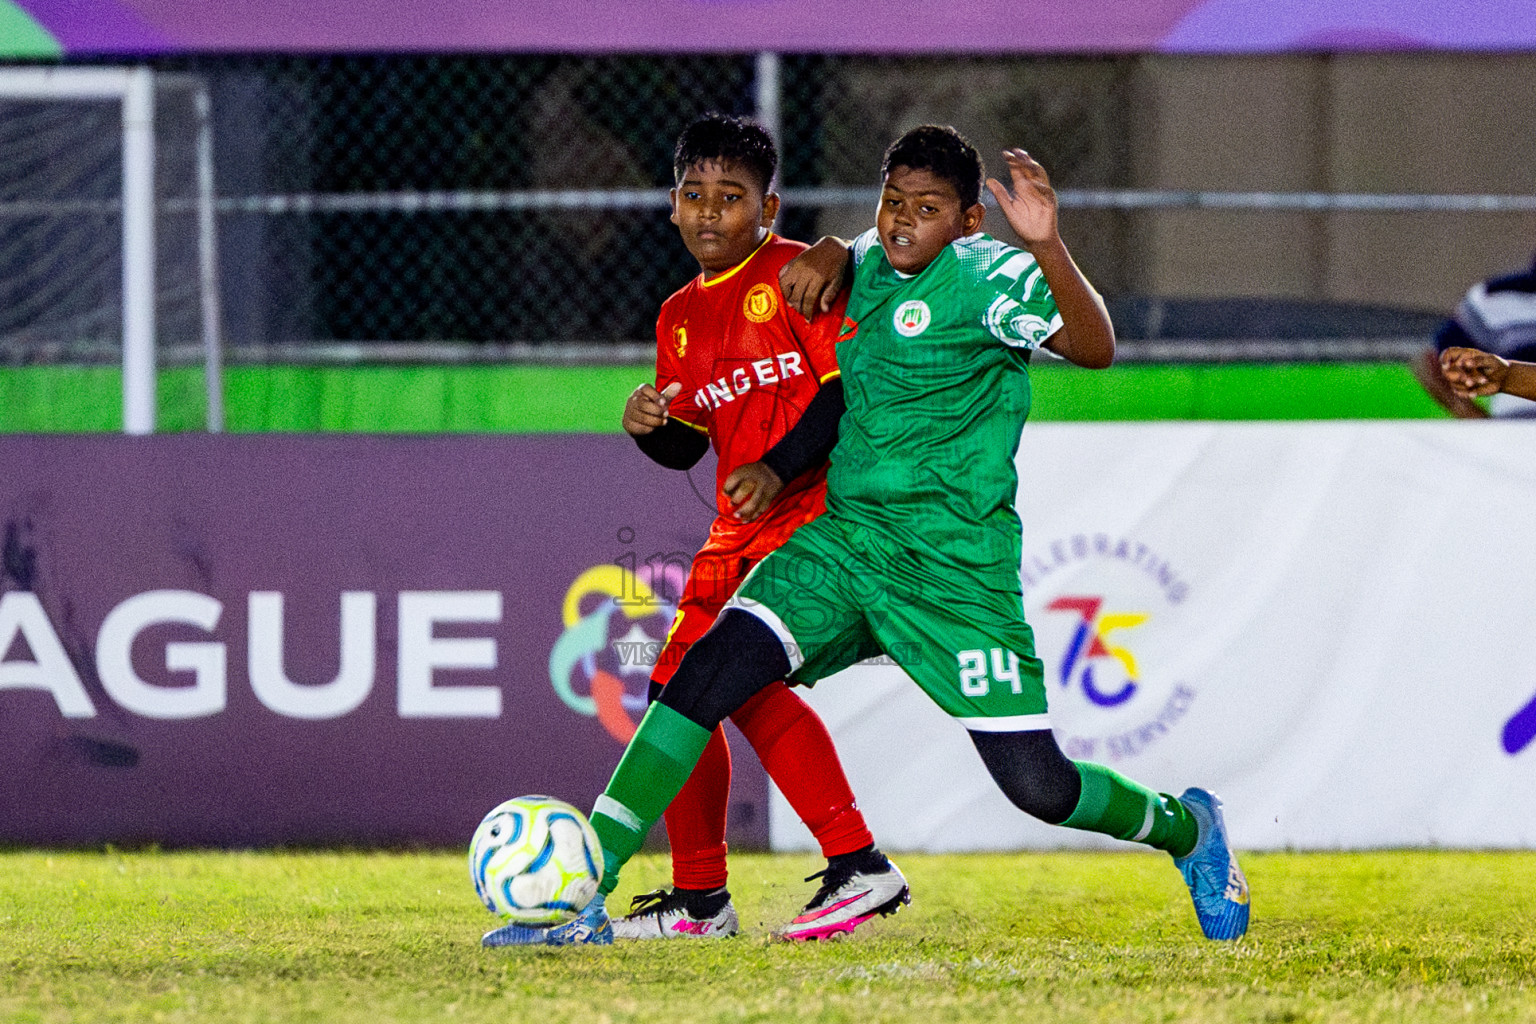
[672,113,777,194]
[881,125,984,209]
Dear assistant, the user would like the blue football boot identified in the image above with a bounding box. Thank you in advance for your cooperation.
[1171,788,1250,941]
[482,894,614,948]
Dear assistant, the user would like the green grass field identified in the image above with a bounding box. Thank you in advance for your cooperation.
[3,848,1533,1023]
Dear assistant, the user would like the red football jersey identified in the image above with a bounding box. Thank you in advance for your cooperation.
[655,233,845,541]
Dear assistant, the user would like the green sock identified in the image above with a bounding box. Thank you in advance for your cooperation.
[1060,761,1198,858]
[588,702,712,894]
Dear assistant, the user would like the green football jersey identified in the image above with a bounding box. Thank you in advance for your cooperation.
[829,227,1063,581]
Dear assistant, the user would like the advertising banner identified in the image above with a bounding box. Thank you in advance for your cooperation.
[0,435,771,849]
[770,421,1536,852]
[6,0,1535,57]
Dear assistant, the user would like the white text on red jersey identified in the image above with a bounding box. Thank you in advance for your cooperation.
[692,351,806,412]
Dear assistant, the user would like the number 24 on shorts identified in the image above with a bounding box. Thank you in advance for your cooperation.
[957,648,1023,696]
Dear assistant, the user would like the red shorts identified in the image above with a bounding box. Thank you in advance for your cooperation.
[650,506,817,688]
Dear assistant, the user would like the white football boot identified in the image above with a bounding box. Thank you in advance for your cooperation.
[774,852,910,941]
[611,887,739,940]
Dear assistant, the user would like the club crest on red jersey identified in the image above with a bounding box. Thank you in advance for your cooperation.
[743,283,778,323]
[673,325,688,358]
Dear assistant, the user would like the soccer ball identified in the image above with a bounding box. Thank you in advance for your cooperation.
[468,795,602,926]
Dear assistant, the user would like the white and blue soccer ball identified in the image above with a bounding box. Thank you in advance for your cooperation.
[468,795,602,926]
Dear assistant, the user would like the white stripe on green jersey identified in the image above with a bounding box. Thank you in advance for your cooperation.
[830,228,1063,582]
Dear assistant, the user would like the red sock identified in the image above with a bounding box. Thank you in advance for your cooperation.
[732,682,873,858]
[662,724,731,891]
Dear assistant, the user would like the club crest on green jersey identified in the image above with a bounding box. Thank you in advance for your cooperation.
[893,300,931,337]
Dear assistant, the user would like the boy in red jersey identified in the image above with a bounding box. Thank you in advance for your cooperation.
[599,114,904,942]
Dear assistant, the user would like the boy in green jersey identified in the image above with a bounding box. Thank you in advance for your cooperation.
[511,125,1249,946]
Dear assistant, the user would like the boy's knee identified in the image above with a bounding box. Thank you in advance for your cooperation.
[656,609,790,731]
[970,728,1082,826]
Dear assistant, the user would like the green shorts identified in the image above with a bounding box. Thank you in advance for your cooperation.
[728,514,1049,731]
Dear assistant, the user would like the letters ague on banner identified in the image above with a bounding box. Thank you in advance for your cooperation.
[0,589,504,721]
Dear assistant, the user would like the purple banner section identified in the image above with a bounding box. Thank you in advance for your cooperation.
[12,0,1536,55]
[14,0,167,53]
[0,435,770,850]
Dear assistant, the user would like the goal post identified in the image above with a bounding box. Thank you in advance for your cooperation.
[0,65,224,434]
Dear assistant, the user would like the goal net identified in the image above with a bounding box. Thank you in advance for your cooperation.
[0,67,221,432]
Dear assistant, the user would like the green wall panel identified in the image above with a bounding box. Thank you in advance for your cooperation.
[1028,362,1449,421]
[0,367,120,431]
[0,362,1452,434]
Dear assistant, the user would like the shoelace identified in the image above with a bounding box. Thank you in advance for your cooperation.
[800,864,857,909]
[626,888,685,917]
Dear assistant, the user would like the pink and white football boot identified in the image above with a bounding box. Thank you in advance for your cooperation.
[774,850,911,941]
[610,887,739,940]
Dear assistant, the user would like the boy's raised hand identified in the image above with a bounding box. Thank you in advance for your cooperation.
[985,148,1059,250]
[779,236,850,320]
[988,147,1115,370]
[722,460,783,522]
[1440,347,1509,397]
[622,381,683,436]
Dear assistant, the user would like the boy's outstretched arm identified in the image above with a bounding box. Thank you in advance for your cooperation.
[780,237,851,321]
[986,149,1114,369]
[1441,346,1536,403]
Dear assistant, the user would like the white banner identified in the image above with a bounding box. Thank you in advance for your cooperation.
[769,422,1536,852]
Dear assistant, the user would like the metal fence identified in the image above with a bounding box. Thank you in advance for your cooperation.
[2,53,1533,367]
[172,54,799,350]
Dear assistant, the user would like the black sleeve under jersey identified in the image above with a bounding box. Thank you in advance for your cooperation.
[759,378,845,485]
[634,418,710,470]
